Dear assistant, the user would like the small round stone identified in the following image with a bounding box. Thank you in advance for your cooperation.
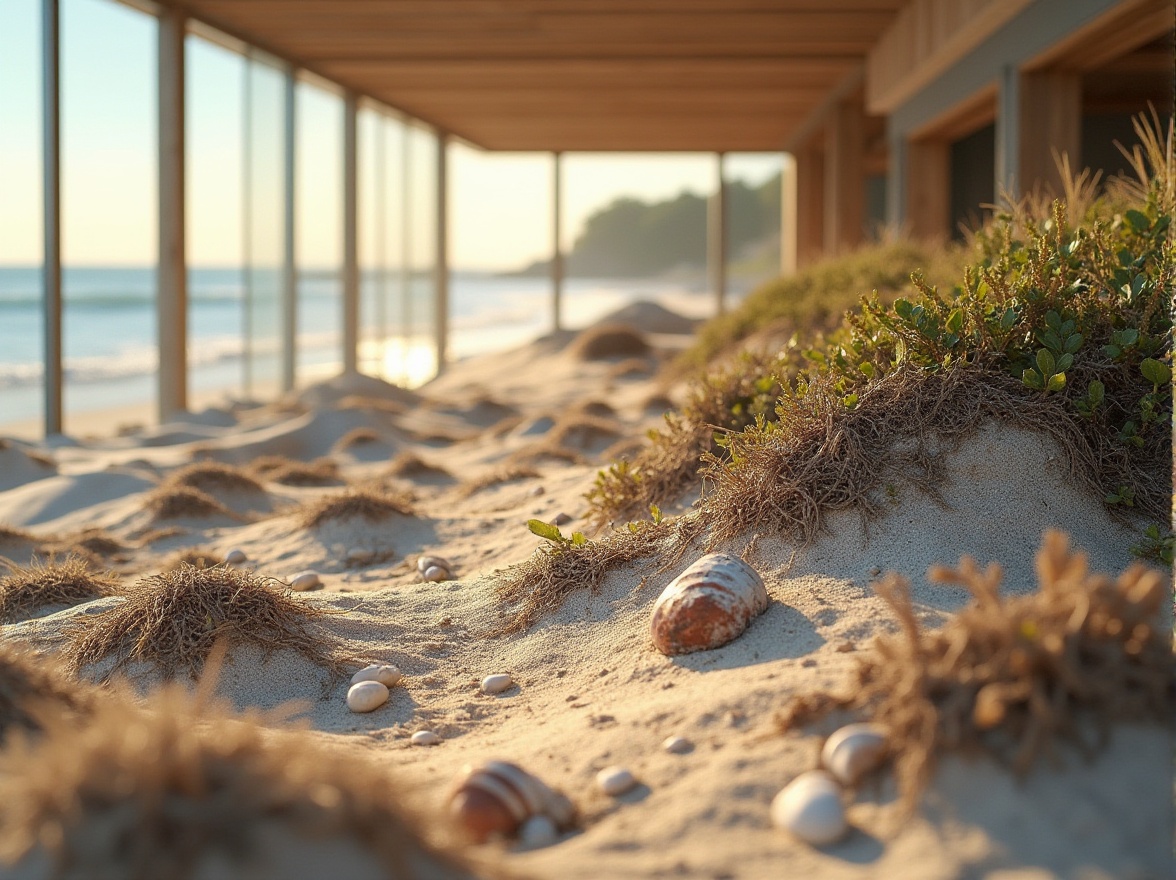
[346,547,373,563]
[350,664,403,688]
[552,512,572,526]
[663,736,692,754]
[417,554,453,574]
[289,570,321,591]
[770,770,847,846]
[481,673,513,695]
[224,548,247,565]
[411,730,440,746]
[518,814,559,847]
[596,766,637,797]
[423,565,451,582]
[346,680,389,713]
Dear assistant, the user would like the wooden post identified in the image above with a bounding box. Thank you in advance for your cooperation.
[995,63,1020,200]
[552,151,564,332]
[342,91,359,374]
[281,67,296,392]
[707,152,727,315]
[434,132,449,375]
[824,97,864,254]
[157,7,188,422]
[41,0,62,436]
[779,154,797,276]
[794,145,825,268]
[906,138,950,243]
[1019,71,1081,198]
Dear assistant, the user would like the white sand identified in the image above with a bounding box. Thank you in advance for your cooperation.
[0,308,1171,879]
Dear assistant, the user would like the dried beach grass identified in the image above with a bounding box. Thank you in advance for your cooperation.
[57,528,129,559]
[385,451,453,481]
[0,556,120,622]
[63,563,348,682]
[0,676,473,880]
[144,485,237,521]
[777,530,1175,813]
[298,488,414,529]
[162,547,222,572]
[568,322,650,360]
[163,461,265,494]
[248,455,342,486]
[0,642,93,739]
[453,465,541,499]
[333,427,381,451]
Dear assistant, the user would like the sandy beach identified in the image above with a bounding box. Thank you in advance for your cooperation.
[0,297,1171,879]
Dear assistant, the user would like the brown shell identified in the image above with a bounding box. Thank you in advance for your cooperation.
[446,760,575,843]
[650,553,768,656]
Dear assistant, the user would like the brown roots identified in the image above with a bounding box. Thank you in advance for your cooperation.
[63,564,348,682]
[777,530,1175,813]
[0,678,472,880]
[0,556,121,623]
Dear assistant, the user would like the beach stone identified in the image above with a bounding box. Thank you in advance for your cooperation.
[411,730,440,746]
[346,547,373,563]
[417,554,453,574]
[481,673,513,695]
[519,814,559,847]
[224,548,247,565]
[423,565,451,582]
[289,570,321,591]
[821,722,888,786]
[552,512,572,526]
[663,736,692,754]
[346,680,389,713]
[770,770,847,846]
[596,766,637,797]
[350,664,403,688]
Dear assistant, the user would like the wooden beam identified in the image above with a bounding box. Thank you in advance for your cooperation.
[866,0,1034,115]
[158,6,188,421]
[434,133,449,376]
[342,91,359,374]
[785,65,864,152]
[780,154,798,276]
[552,152,563,333]
[1024,0,1173,73]
[824,97,864,254]
[794,146,825,268]
[906,138,949,242]
[1019,71,1081,198]
[282,66,297,392]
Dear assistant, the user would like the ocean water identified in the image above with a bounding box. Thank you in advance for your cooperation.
[0,266,717,430]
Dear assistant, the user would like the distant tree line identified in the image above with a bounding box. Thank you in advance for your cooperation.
[514,172,781,278]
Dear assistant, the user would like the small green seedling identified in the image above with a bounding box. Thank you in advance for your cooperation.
[1103,484,1136,507]
[1130,523,1175,567]
[527,519,588,547]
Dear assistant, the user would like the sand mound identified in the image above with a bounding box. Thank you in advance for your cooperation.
[295,373,420,411]
[595,300,699,335]
[568,323,651,360]
[0,443,56,492]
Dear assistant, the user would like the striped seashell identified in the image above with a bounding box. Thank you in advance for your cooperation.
[446,760,575,843]
[650,553,768,656]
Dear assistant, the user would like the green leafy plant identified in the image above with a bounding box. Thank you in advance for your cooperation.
[526,519,588,547]
[1130,523,1175,566]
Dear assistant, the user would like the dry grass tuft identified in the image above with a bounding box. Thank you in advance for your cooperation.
[162,547,222,572]
[145,485,237,521]
[385,451,453,480]
[333,427,381,451]
[164,462,265,494]
[298,488,414,529]
[0,677,472,879]
[493,520,687,634]
[0,642,93,739]
[568,322,651,360]
[63,564,348,682]
[701,363,1165,548]
[777,530,1175,813]
[61,528,129,559]
[0,556,120,623]
[248,455,342,486]
[454,465,542,499]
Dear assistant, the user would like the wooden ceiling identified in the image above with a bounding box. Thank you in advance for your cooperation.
[165,0,906,151]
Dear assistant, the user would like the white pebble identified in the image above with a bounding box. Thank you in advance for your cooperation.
[770,770,847,846]
[481,673,513,695]
[224,548,247,565]
[350,664,403,688]
[596,766,637,797]
[423,565,451,582]
[346,680,389,713]
[290,570,321,591]
[519,814,559,847]
[346,547,373,563]
[820,722,888,786]
[417,554,453,574]
[411,730,440,746]
[663,736,692,754]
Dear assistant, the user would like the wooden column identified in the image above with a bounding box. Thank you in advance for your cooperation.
[434,133,449,375]
[552,151,564,332]
[995,63,1021,199]
[1019,71,1081,197]
[707,153,727,315]
[157,7,187,422]
[41,0,62,436]
[823,97,864,255]
[281,67,297,392]
[342,91,359,375]
[906,139,951,243]
[779,154,797,276]
[794,146,825,269]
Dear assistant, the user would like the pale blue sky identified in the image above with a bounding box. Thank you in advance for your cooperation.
[0,0,783,271]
